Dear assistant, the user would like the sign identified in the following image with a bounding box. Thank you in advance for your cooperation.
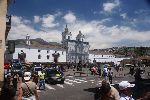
[0,40,2,49]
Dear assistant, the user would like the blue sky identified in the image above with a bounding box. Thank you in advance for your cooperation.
[8,0,150,49]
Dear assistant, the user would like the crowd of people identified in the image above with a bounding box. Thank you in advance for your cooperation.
[95,80,150,100]
[90,64,114,84]
[0,62,150,100]
[0,66,47,100]
[0,63,67,100]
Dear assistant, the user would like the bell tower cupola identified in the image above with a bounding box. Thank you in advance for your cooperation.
[61,24,72,45]
[76,31,85,41]
[26,34,31,45]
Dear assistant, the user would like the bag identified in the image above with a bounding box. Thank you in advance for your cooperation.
[22,82,34,98]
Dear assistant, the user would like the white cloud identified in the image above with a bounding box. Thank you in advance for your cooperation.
[54,11,62,17]
[120,13,127,19]
[42,14,59,28]
[8,16,61,43]
[8,13,150,49]
[66,20,150,49]
[103,0,120,13]
[11,16,23,25]
[11,16,31,25]
[34,16,41,23]
[63,12,76,23]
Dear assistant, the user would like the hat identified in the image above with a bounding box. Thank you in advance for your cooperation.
[24,72,31,81]
[119,81,135,90]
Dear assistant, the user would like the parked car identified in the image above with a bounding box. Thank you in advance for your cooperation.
[45,68,65,84]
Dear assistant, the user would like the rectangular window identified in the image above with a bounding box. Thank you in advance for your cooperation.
[47,55,49,59]
[38,54,41,59]
[68,36,70,40]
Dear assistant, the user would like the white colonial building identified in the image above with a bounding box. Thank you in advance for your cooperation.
[89,50,130,65]
[13,35,66,63]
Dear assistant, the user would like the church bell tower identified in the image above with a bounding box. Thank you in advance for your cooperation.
[61,24,72,47]
[26,34,30,45]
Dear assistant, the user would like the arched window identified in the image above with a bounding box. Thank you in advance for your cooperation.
[47,55,50,59]
[38,54,41,59]
[68,36,70,40]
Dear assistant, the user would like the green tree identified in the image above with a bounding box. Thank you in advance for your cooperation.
[134,47,147,57]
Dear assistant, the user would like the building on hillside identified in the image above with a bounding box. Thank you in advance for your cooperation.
[89,50,130,65]
[13,35,66,63]
[61,25,90,64]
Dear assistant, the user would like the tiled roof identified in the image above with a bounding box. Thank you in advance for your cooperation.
[16,43,65,50]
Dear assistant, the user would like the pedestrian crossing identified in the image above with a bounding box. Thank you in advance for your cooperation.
[44,78,90,90]
[43,77,120,91]
[45,84,56,90]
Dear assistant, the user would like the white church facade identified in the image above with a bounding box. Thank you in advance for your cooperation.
[13,34,66,63]
[61,25,90,64]
[13,44,66,63]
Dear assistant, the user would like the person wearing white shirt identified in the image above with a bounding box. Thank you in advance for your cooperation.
[103,66,108,80]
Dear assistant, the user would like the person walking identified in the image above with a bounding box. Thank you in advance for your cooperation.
[103,66,108,80]
[32,72,39,85]
[18,72,39,100]
[129,66,134,76]
[133,68,142,99]
[98,65,101,77]
[108,68,113,84]
[12,72,20,91]
[91,66,97,76]
[38,70,46,90]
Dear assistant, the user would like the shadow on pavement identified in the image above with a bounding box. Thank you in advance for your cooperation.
[84,87,101,100]
[83,87,97,93]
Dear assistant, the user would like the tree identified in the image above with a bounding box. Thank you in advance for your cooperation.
[134,47,147,57]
